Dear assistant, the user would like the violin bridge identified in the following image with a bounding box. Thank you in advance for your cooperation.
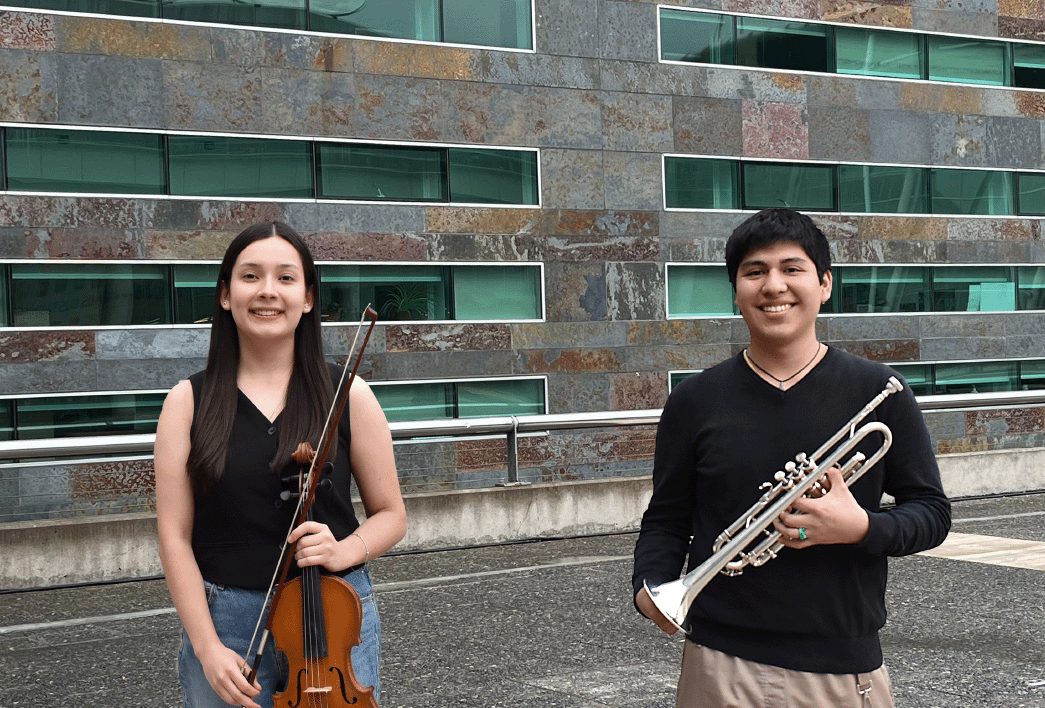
[303,686,333,694]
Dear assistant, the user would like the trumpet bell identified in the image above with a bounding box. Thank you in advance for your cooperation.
[643,577,691,631]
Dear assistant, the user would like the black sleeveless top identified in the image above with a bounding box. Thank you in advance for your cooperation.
[188,365,361,589]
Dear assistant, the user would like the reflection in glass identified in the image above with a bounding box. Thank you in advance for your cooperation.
[743,162,836,211]
[9,0,158,15]
[931,169,1014,215]
[927,35,1009,86]
[373,382,454,423]
[168,136,313,198]
[836,26,923,79]
[10,264,171,326]
[457,379,544,418]
[660,9,735,64]
[826,266,931,314]
[16,393,166,439]
[1014,43,1045,89]
[317,143,447,201]
[309,0,437,39]
[1018,173,1045,216]
[453,265,541,320]
[448,149,538,205]
[0,401,12,441]
[933,266,1016,312]
[889,364,932,396]
[839,165,928,213]
[666,265,735,317]
[319,264,451,322]
[162,0,306,30]
[934,361,1017,394]
[174,264,220,324]
[443,0,532,49]
[665,157,738,209]
[1017,266,1045,311]
[736,17,833,72]
[5,128,165,195]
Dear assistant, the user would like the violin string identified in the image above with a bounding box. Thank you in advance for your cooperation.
[241,308,371,675]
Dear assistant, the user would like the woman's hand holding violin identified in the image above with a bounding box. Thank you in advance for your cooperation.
[288,520,359,572]
[195,639,262,708]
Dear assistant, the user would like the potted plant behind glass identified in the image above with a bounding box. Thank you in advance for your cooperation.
[379,284,430,320]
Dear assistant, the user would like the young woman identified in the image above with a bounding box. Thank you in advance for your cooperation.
[155,221,407,708]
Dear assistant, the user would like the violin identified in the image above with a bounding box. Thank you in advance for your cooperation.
[245,306,379,708]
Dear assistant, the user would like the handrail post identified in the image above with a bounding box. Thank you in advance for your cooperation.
[498,416,528,487]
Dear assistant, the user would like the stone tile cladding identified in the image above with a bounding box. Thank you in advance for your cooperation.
[3,1,1045,511]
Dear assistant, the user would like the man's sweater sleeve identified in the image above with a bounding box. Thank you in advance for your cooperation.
[632,382,698,601]
[858,381,951,557]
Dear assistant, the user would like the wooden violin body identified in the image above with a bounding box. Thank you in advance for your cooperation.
[269,567,377,708]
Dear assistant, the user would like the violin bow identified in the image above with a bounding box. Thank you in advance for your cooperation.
[243,305,379,684]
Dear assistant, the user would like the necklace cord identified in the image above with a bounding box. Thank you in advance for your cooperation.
[744,343,823,391]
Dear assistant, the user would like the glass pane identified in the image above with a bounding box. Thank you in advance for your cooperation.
[1017,266,1045,310]
[168,136,313,198]
[309,0,438,40]
[736,17,833,73]
[457,379,544,418]
[453,265,541,320]
[836,26,923,79]
[838,165,928,213]
[669,371,699,390]
[0,400,11,441]
[16,393,165,439]
[889,364,932,396]
[742,162,836,211]
[5,128,165,195]
[11,264,171,326]
[1020,360,1045,390]
[1014,44,1045,89]
[317,143,447,202]
[931,169,1013,215]
[935,361,1017,394]
[0,264,8,327]
[162,0,306,30]
[10,0,159,16]
[660,9,734,64]
[372,382,453,422]
[826,266,931,313]
[443,0,532,49]
[927,35,1009,86]
[665,157,739,209]
[319,264,451,322]
[666,265,735,317]
[933,266,1016,312]
[447,149,538,205]
[174,264,220,324]
[1018,173,1045,215]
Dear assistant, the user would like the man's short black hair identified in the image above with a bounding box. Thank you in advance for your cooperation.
[724,208,832,287]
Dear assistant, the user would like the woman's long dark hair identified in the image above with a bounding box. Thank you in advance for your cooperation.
[186,222,334,495]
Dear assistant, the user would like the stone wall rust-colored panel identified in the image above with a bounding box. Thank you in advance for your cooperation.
[609,371,668,410]
[304,232,428,261]
[163,61,263,133]
[58,16,206,60]
[385,324,512,353]
[820,1,914,26]
[742,100,809,159]
[0,48,57,123]
[71,460,155,506]
[829,339,921,362]
[899,83,986,115]
[967,408,1045,436]
[424,207,541,235]
[145,230,238,260]
[1,11,55,50]
[353,41,479,81]
[517,348,623,374]
[999,13,1045,40]
[0,331,94,363]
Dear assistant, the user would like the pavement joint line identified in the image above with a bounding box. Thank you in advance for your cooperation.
[0,555,632,635]
[952,510,1045,524]
[918,531,1045,571]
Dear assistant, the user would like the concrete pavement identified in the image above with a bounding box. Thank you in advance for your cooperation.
[3,493,1045,707]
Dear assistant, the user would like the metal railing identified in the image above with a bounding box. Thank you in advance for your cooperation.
[1,388,1044,470]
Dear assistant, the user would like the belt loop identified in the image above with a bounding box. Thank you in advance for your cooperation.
[857,673,874,705]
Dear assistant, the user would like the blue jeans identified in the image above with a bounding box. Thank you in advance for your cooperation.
[178,566,381,707]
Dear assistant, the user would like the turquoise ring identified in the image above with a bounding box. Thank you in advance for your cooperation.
[798,527,808,541]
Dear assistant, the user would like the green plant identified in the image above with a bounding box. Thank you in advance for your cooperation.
[379,284,430,319]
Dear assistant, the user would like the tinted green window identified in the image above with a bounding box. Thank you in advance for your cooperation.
[927,36,1009,86]
[1014,44,1045,89]
[320,264,451,322]
[0,400,11,441]
[743,162,836,211]
[16,393,165,439]
[669,371,698,389]
[826,266,931,314]
[317,143,446,202]
[10,264,170,326]
[373,382,453,423]
[447,149,538,205]
[667,265,735,317]
[836,26,923,79]
[1020,360,1045,390]
[10,0,158,16]
[309,0,437,40]
[174,264,220,324]
[0,265,8,328]
[1017,266,1045,311]
[736,17,833,73]
[5,129,164,195]
[665,157,739,209]
[161,0,306,30]
[168,136,313,198]
[457,379,543,418]
[660,9,735,64]
[1018,173,1045,216]
[443,0,532,49]
[453,265,541,320]
[889,364,932,396]
[935,361,1017,394]
[838,165,928,213]
[931,169,1013,215]
[934,266,1016,312]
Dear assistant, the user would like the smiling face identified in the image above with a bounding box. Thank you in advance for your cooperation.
[220,235,314,345]
[734,240,832,351]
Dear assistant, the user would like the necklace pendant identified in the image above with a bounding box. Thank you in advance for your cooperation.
[779,381,786,391]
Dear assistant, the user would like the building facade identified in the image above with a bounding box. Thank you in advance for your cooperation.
[3,0,1045,522]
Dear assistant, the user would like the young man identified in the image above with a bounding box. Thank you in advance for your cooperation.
[632,208,951,708]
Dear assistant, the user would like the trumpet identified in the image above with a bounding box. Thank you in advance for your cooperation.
[644,376,903,632]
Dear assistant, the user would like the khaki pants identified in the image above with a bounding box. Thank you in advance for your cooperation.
[676,642,894,708]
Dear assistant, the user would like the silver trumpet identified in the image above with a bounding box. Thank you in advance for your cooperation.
[644,376,903,632]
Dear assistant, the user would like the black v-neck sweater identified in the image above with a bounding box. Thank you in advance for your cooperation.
[189,366,360,590]
[633,347,951,673]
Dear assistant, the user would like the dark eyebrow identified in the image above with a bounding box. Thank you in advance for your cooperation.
[740,256,809,269]
[237,261,301,270]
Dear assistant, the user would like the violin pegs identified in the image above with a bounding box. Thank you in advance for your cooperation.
[322,461,334,476]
